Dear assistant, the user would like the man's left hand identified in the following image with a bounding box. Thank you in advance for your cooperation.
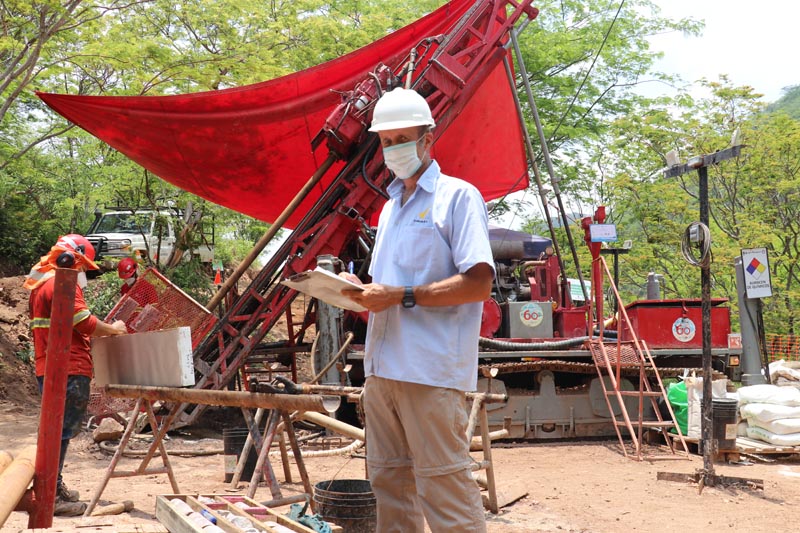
[342,283,401,313]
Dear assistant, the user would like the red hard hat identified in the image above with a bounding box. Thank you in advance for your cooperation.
[56,234,99,270]
[118,257,138,279]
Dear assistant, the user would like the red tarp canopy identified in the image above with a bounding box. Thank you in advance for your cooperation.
[38,0,527,227]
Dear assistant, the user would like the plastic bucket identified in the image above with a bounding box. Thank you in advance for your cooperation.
[712,398,739,452]
[223,428,258,482]
[314,479,376,533]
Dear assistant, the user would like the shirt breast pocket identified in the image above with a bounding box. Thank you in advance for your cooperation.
[394,225,435,279]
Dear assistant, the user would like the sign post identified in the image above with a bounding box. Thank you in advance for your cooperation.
[740,248,773,299]
[739,248,772,384]
[663,145,742,488]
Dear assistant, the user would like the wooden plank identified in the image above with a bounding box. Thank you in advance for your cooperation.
[155,494,325,533]
[154,495,208,533]
[657,471,700,484]
[665,433,800,456]
[736,436,800,455]
[481,480,529,510]
[211,495,317,533]
[20,526,168,533]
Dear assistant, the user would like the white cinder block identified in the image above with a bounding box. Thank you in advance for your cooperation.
[92,327,195,387]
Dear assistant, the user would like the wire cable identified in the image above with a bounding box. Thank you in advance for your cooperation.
[549,0,626,143]
[681,222,712,267]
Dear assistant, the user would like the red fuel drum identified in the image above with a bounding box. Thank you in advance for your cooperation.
[619,298,731,349]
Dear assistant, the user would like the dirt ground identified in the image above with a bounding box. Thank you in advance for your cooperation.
[2,275,800,532]
[2,400,800,533]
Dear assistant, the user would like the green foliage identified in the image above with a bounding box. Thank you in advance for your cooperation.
[2,0,798,338]
[767,85,800,120]
[15,344,34,365]
[165,259,215,306]
[593,78,800,334]
[505,0,703,223]
[0,193,59,275]
[83,271,124,319]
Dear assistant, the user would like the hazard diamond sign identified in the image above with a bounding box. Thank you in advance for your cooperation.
[741,248,773,299]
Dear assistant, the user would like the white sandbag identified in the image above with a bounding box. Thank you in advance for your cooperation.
[774,377,800,388]
[769,359,800,383]
[747,417,800,435]
[737,420,749,437]
[740,402,800,422]
[686,376,728,439]
[746,425,800,446]
[738,384,800,406]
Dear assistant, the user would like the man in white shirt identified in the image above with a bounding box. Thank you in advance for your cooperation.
[342,88,494,533]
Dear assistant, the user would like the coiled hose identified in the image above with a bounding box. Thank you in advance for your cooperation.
[478,336,589,351]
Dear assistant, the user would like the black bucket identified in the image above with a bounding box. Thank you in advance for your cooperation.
[223,428,258,482]
[314,479,376,533]
[712,398,739,452]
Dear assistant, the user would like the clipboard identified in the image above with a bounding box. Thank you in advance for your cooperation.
[281,267,366,312]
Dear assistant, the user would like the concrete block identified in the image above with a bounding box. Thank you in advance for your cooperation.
[93,327,195,387]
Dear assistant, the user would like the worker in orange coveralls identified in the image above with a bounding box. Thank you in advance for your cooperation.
[25,234,127,516]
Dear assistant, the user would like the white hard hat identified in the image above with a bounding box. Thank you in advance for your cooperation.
[369,88,435,132]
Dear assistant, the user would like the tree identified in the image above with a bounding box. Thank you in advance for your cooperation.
[0,0,445,274]
[598,78,800,334]
[767,85,800,120]
[510,0,701,285]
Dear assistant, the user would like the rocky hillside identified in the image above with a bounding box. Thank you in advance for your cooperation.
[0,276,39,406]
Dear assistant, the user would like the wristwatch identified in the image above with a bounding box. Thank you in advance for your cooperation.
[402,286,416,308]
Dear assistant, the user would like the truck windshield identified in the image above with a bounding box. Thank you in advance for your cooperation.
[93,213,151,234]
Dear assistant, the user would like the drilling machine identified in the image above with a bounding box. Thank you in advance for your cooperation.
[168,0,742,439]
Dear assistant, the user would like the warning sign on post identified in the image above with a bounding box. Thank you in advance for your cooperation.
[741,248,773,299]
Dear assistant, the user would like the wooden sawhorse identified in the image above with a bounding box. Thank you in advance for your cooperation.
[84,397,180,516]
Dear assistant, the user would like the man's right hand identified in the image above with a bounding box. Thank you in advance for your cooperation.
[91,319,128,337]
[338,272,363,285]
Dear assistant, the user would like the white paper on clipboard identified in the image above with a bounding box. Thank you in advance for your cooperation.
[281,267,366,312]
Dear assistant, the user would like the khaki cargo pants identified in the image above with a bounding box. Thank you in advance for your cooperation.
[364,376,486,533]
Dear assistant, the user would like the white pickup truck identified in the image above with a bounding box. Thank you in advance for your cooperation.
[86,209,214,265]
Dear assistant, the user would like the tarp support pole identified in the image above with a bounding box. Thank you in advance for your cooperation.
[509,29,589,305]
[501,52,567,306]
[207,152,339,312]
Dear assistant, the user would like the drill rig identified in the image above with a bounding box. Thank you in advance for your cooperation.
[39,0,743,439]
[179,0,739,438]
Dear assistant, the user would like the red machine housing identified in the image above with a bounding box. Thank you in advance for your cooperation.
[619,298,732,349]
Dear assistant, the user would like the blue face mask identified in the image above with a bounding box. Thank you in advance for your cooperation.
[382,136,425,179]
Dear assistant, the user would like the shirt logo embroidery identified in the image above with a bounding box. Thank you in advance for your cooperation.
[413,207,430,224]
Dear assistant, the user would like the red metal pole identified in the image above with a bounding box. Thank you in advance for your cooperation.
[28,268,77,528]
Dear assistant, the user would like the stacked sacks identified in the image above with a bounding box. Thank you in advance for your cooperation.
[738,384,800,446]
[769,359,800,387]
[685,375,729,439]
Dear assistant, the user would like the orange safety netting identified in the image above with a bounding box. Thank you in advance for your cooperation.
[766,334,800,362]
[104,267,216,346]
[88,268,216,419]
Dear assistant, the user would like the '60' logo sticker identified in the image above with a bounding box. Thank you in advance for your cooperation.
[672,317,696,343]
[520,302,544,328]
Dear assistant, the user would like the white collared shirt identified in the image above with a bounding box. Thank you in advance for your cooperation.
[365,161,494,391]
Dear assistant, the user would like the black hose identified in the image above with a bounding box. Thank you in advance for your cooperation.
[593,329,619,339]
[479,336,589,351]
